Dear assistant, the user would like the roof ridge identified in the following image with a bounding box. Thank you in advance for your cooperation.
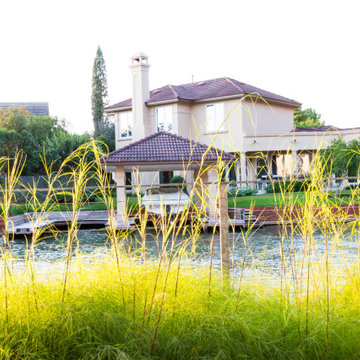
[163,131,231,157]
[168,85,179,98]
[151,84,170,93]
[106,132,162,156]
[156,131,205,150]
[229,78,299,103]
[225,77,244,94]
[174,77,225,88]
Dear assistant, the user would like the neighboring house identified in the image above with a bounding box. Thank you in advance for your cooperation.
[105,52,360,191]
[0,102,49,116]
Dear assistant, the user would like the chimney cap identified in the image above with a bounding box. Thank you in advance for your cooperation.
[131,51,148,59]
[131,52,149,67]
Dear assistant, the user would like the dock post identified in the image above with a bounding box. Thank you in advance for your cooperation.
[219,182,230,282]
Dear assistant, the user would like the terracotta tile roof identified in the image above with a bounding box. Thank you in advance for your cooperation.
[105,77,301,111]
[107,98,131,109]
[104,131,235,165]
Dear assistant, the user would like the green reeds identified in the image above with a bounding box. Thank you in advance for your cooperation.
[1,256,360,359]
[1,140,360,359]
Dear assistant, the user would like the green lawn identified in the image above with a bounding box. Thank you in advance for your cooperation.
[9,191,357,216]
[9,197,139,216]
[229,190,356,207]
[228,192,291,207]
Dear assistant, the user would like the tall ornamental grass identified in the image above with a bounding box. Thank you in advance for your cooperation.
[1,142,360,359]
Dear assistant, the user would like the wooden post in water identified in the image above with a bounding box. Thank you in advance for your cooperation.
[219,182,230,280]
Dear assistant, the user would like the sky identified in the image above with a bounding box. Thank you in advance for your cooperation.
[0,0,359,134]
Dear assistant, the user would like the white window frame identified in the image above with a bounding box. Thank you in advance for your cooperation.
[205,103,225,133]
[156,106,173,132]
[118,112,132,139]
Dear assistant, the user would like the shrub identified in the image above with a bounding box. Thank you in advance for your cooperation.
[228,187,258,197]
[126,192,144,197]
[265,177,310,193]
[169,176,188,194]
[169,176,185,184]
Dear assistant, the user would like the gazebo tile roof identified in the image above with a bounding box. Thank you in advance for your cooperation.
[104,132,234,165]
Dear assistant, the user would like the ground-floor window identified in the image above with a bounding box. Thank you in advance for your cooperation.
[256,158,267,179]
[271,155,277,177]
[125,172,132,191]
[125,172,132,186]
[228,165,237,182]
[159,171,173,184]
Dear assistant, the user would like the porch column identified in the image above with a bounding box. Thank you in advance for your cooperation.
[235,160,241,186]
[240,152,247,188]
[247,157,257,189]
[265,152,272,176]
[308,151,314,170]
[263,152,272,191]
[292,150,298,176]
[114,166,127,219]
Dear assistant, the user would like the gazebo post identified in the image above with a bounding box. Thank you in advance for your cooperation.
[193,166,218,218]
[193,167,204,210]
[206,167,220,219]
[114,166,127,221]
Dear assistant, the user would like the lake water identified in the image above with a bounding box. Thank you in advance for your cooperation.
[7,225,360,279]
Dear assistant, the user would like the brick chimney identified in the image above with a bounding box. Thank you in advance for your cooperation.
[130,52,150,140]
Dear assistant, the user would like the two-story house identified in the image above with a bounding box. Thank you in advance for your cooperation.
[105,52,360,215]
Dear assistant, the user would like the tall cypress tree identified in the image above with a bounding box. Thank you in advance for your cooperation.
[91,46,108,132]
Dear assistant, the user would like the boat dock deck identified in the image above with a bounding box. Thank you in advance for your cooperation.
[4,209,255,236]
[7,211,112,236]
[2,204,359,237]
[0,204,360,236]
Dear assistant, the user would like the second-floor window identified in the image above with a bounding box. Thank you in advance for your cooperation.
[206,103,225,132]
[156,106,173,132]
[119,112,132,138]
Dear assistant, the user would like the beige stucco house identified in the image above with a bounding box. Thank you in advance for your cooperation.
[105,52,360,215]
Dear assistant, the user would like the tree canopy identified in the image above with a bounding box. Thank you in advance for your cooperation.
[91,46,115,152]
[0,47,115,177]
[0,107,90,175]
[294,108,324,128]
[91,46,108,133]
[322,138,360,177]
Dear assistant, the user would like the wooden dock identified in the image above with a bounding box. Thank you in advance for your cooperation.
[3,208,256,236]
[3,203,359,237]
[7,211,113,236]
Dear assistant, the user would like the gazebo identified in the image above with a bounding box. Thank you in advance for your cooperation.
[104,131,235,221]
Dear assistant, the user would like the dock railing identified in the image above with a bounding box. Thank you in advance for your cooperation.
[6,175,359,198]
